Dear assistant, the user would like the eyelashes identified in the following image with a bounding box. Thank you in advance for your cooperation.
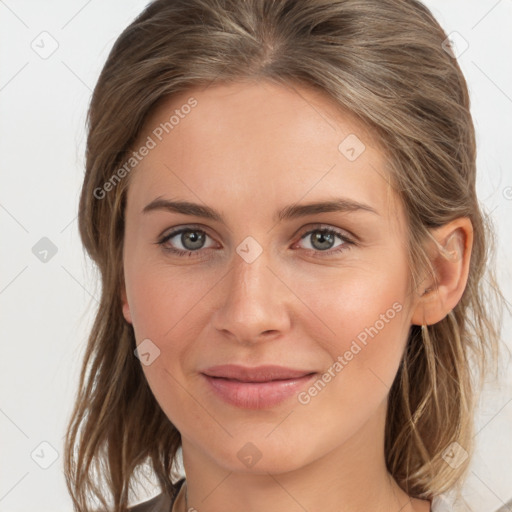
[155,224,356,259]
[295,227,353,256]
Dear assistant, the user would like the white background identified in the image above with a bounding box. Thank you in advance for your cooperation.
[0,1,511,511]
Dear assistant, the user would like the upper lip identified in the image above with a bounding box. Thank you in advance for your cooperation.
[202,364,316,383]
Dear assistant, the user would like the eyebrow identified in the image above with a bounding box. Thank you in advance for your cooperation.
[142,197,379,223]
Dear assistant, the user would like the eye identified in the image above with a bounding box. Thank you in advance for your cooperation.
[156,226,216,257]
[294,226,354,257]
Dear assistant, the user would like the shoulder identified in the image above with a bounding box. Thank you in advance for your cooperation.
[126,493,170,512]
[430,493,455,512]
[127,479,186,512]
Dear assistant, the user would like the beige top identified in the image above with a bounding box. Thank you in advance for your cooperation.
[128,480,436,512]
[128,480,512,511]
[168,483,437,512]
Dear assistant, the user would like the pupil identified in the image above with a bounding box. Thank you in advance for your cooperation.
[183,231,205,250]
[313,231,334,251]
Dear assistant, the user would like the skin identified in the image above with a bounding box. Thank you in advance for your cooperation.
[120,80,472,512]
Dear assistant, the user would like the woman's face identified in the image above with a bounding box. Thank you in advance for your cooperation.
[121,80,419,474]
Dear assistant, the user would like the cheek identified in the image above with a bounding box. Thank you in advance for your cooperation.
[126,265,211,414]
[292,262,411,386]
[126,261,208,342]
[287,270,410,448]
[126,266,206,429]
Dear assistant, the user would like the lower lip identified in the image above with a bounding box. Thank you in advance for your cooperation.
[202,373,317,409]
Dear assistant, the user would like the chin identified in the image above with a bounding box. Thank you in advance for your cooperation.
[201,433,318,475]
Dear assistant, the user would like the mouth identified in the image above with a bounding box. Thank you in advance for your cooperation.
[201,364,317,409]
[202,364,316,382]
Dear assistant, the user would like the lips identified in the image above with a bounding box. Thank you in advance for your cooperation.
[201,364,315,382]
[201,364,317,409]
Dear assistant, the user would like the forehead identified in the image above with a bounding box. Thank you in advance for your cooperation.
[126,80,399,222]
[137,79,384,156]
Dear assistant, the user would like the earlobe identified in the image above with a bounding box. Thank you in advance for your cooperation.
[411,218,473,326]
[120,282,133,324]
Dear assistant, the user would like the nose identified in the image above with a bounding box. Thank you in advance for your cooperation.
[211,248,292,345]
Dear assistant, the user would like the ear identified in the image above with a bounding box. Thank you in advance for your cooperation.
[411,217,473,326]
[120,279,133,324]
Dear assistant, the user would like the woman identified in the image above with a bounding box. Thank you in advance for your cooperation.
[64,1,504,511]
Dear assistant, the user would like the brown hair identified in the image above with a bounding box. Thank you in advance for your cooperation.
[64,0,505,510]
